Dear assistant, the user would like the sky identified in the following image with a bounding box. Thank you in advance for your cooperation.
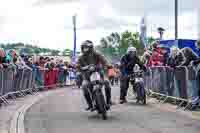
[0,0,200,51]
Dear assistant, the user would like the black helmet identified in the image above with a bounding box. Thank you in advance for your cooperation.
[87,40,94,51]
[81,40,94,55]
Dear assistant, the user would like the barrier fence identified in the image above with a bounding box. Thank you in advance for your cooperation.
[144,66,200,110]
[0,67,74,104]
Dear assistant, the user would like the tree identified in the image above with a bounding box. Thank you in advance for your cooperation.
[97,30,156,63]
[110,32,120,47]
[51,50,60,56]
[119,31,143,55]
[34,48,41,55]
[147,37,155,45]
[100,38,108,48]
[15,42,24,47]
[62,49,72,56]
[22,47,34,55]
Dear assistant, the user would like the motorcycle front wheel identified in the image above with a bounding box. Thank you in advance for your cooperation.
[94,89,107,120]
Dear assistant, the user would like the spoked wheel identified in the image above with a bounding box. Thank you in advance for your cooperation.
[95,90,108,120]
[102,111,107,120]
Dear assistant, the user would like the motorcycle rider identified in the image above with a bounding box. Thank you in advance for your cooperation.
[77,40,112,111]
[119,46,146,104]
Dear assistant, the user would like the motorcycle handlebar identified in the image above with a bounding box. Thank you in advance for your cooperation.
[80,64,96,71]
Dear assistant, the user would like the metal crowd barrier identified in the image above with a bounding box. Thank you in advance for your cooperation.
[0,67,72,105]
[145,66,200,110]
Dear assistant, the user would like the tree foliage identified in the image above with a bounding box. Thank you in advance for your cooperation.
[0,42,63,56]
[97,31,155,62]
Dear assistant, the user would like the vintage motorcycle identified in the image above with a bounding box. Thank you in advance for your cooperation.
[129,69,146,105]
[81,64,108,120]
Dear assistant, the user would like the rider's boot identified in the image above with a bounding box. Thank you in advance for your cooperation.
[84,95,94,111]
[119,99,127,104]
[85,106,92,111]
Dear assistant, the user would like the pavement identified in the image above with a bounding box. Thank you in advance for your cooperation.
[23,86,200,133]
[0,89,64,133]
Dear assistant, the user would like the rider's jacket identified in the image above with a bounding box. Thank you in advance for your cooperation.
[120,54,146,76]
[77,51,110,79]
[77,51,109,67]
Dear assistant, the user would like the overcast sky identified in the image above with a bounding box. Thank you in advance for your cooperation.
[0,0,200,50]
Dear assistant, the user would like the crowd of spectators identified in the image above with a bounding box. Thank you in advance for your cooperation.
[0,48,77,88]
[141,40,200,110]
[142,40,200,68]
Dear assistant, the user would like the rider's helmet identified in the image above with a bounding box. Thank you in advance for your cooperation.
[81,40,94,55]
[127,46,137,58]
[87,40,94,53]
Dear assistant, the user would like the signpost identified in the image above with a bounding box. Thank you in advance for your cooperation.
[175,0,178,40]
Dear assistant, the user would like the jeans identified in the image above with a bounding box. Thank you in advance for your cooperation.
[175,79,187,99]
[120,76,130,100]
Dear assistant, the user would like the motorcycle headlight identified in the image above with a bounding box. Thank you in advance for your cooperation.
[89,66,95,71]
[93,84,101,91]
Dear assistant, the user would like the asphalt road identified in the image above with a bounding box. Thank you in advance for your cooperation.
[24,86,200,133]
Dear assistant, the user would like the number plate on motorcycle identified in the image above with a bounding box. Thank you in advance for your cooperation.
[90,72,101,82]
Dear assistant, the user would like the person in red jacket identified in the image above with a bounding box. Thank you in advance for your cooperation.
[148,41,164,66]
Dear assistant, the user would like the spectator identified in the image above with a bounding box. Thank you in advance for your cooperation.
[12,56,19,74]
[45,57,52,69]
[6,49,18,63]
[148,41,164,66]
[162,47,169,66]
[17,56,28,68]
[167,47,185,68]
[165,47,184,96]
[63,61,69,84]
[39,56,45,67]
[26,57,35,70]
[179,47,200,108]
[189,39,200,110]
[64,61,69,68]
[0,48,6,68]
[114,63,120,85]
[151,41,163,54]
[13,57,18,67]
[141,51,152,67]
[180,47,198,66]
[56,60,66,86]
[56,60,64,68]
[192,39,200,66]
[107,65,116,86]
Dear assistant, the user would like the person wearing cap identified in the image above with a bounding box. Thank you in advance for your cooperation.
[77,40,112,111]
[119,46,146,104]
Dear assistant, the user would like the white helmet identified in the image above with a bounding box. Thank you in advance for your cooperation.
[127,46,136,54]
